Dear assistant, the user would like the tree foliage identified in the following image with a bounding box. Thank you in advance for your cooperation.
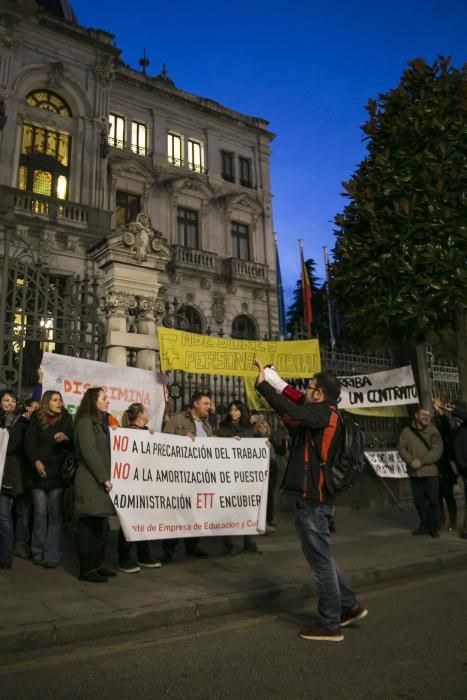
[332,57,467,348]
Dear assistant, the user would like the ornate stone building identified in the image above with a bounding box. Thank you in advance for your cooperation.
[0,0,279,391]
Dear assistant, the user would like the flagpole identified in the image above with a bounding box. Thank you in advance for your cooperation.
[323,246,336,352]
[299,239,312,338]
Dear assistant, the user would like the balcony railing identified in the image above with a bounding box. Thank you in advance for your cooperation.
[224,257,268,282]
[108,137,149,157]
[0,185,111,233]
[15,190,89,224]
[171,245,218,272]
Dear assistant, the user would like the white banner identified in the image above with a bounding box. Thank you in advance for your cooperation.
[339,365,418,409]
[41,353,165,431]
[365,450,409,478]
[0,428,9,488]
[111,430,270,541]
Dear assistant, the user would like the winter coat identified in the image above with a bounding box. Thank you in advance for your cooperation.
[25,411,74,490]
[398,421,443,477]
[452,406,467,474]
[0,413,28,497]
[256,380,342,504]
[215,421,256,438]
[73,415,115,518]
[163,411,213,437]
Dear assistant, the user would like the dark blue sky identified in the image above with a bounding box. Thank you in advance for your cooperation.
[72,0,466,306]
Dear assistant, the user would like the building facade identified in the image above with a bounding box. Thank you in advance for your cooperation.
[0,0,279,391]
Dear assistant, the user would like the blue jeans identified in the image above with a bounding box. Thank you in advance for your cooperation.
[0,494,14,565]
[14,491,31,545]
[31,488,64,563]
[295,500,357,629]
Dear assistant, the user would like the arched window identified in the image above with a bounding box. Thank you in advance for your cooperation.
[231,314,257,340]
[18,90,72,200]
[26,90,71,116]
[177,305,204,334]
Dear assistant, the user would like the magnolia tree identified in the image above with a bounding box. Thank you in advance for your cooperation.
[332,57,467,399]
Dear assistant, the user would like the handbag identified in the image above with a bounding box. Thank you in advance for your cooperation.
[62,453,79,486]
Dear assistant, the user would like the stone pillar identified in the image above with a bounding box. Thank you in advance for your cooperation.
[136,296,157,371]
[88,214,173,369]
[101,290,132,366]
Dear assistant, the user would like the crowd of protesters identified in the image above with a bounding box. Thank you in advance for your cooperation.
[0,379,286,581]
[1,372,467,590]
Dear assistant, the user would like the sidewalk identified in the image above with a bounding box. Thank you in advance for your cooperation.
[1,505,466,652]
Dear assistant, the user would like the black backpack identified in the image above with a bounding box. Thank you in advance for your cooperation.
[312,409,366,496]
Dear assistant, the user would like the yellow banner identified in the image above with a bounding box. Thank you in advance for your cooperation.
[244,377,274,411]
[158,328,321,378]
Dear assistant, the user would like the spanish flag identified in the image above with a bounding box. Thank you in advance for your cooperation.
[300,241,313,337]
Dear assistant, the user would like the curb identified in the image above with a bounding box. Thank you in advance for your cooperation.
[2,551,467,653]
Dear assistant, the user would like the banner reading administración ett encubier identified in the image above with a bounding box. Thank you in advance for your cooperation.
[158,327,321,378]
[111,429,270,541]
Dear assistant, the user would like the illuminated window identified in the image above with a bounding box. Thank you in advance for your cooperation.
[33,170,52,196]
[26,90,71,117]
[109,114,125,149]
[18,113,71,200]
[168,132,183,167]
[18,166,27,191]
[56,175,67,200]
[231,222,250,260]
[131,121,147,156]
[177,207,198,248]
[188,139,204,173]
[115,191,141,228]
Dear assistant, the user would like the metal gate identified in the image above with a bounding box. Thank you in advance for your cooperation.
[0,226,104,395]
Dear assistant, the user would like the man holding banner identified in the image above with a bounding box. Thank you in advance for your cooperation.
[161,391,213,562]
[254,360,367,643]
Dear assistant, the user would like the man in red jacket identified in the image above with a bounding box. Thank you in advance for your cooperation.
[255,360,367,642]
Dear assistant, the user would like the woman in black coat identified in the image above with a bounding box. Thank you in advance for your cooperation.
[0,389,29,569]
[216,401,261,555]
[25,391,73,567]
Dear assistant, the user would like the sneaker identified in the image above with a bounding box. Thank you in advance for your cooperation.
[265,524,276,535]
[137,560,162,569]
[412,527,429,535]
[341,604,368,627]
[299,624,344,642]
[43,561,59,569]
[79,572,108,583]
[14,543,32,559]
[98,567,117,577]
[118,564,141,573]
[161,551,174,564]
[429,530,440,538]
[32,557,45,566]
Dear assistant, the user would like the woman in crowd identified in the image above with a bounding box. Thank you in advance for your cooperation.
[118,403,161,573]
[24,391,73,567]
[73,387,117,583]
[216,400,261,554]
[0,389,29,569]
[253,419,278,535]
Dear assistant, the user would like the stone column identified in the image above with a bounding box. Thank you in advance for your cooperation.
[101,290,132,366]
[136,296,157,371]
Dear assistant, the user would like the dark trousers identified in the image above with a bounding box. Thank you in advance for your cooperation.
[267,465,278,523]
[410,476,440,532]
[439,477,457,528]
[162,537,200,554]
[76,516,110,575]
[118,528,151,566]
